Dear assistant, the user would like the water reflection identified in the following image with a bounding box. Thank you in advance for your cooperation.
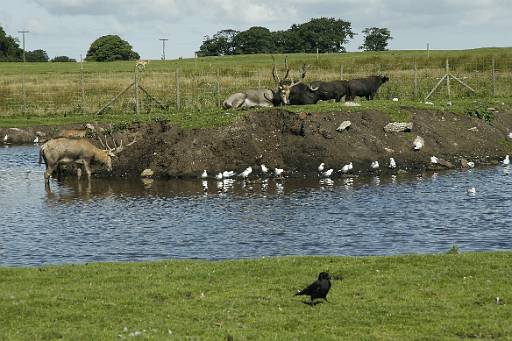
[2,145,512,267]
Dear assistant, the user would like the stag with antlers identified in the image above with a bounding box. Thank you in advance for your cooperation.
[39,135,136,183]
[272,56,320,105]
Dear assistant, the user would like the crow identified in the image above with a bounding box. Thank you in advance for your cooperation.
[295,272,331,303]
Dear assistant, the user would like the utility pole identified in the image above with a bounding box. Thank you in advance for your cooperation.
[159,38,168,60]
[18,30,30,62]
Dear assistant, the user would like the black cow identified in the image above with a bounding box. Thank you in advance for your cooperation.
[346,75,389,101]
[288,82,321,105]
[310,80,348,102]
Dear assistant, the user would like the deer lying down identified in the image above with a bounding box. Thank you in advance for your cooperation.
[38,136,135,182]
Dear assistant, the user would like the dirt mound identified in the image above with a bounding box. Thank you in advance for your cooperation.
[2,108,511,178]
[111,108,512,178]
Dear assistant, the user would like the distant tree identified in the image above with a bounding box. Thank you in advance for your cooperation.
[85,35,139,62]
[197,29,239,57]
[359,27,392,51]
[0,25,22,61]
[294,18,354,53]
[272,29,303,53]
[51,56,77,62]
[25,49,49,62]
[233,26,275,54]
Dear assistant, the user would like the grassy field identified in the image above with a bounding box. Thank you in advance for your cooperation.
[1,252,511,340]
[0,48,511,123]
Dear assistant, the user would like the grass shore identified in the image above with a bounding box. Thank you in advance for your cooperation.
[1,252,511,340]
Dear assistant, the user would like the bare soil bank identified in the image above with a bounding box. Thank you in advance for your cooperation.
[3,108,512,178]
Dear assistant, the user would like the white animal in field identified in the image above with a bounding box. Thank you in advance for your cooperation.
[388,157,396,169]
[136,60,148,71]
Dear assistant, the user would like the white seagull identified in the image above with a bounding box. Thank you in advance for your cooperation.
[33,136,39,143]
[388,157,396,169]
[322,169,334,177]
[318,162,325,172]
[222,170,235,178]
[261,164,268,174]
[215,172,223,180]
[467,187,476,195]
[340,162,352,173]
[274,168,284,176]
[413,136,424,150]
[370,161,380,170]
[431,156,439,164]
[3,134,8,143]
[467,161,475,168]
[239,166,253,178]
[502,155,510,165]
[201,170,208,179]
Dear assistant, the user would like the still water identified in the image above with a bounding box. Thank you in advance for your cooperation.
[1,145,512,267]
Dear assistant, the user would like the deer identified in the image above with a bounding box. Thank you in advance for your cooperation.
[272,56,319,105]
[135,60,149,71]
[39,135,136,183]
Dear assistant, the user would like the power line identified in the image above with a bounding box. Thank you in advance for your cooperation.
[17,30,30,62]
[159,38,168,60]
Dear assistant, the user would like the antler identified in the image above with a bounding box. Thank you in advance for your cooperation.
[111,137,137,154]
[271,55,290,85]
[298,64,310,81]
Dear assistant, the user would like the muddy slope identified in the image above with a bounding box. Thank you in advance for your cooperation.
[2,108,512,177]
[115,108,512,177]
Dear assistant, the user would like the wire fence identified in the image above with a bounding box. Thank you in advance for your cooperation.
[0,57,510,117]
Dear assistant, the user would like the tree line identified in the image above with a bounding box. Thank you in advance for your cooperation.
[197,17,392,57]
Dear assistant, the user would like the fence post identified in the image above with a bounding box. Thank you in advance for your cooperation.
[80,54,85,111]
[134,67,140,114]
[446,59,451,99]
[216,69,221,108]
[492,57,496,97]
[413,62,418,99]
[340,65,344,80]
[176,67,181,111]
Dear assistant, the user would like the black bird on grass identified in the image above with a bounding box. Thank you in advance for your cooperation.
[295,272,331,303]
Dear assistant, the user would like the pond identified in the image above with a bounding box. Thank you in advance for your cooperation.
[1,145,511,267]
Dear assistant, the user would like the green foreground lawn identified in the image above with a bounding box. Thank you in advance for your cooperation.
[1,252,511,340]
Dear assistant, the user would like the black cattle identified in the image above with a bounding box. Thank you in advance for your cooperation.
[287,82,321,105]
[346,75,389,101]
[310,80,348,102]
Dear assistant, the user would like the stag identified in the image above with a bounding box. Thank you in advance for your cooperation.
[272,56,319,105]
[39,135,135,183]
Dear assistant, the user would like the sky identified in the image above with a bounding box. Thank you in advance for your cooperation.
[0,0,510,61]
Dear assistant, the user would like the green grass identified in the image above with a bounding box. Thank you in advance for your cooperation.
[1,48,512,121]
[1,252,511,340]
[2,97,512,130]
